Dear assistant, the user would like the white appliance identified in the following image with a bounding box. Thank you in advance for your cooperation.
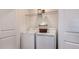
[58,9,79,49]
[36,33,56,49]
[0,10,19,49]
[20,32,35,49]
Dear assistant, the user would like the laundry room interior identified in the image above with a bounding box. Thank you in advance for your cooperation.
[16,9,58,49]
[0,9,79,49]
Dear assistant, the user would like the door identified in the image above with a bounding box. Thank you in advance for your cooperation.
[58,9,79,49]
[0,10,19,49]
[0,36,17,49]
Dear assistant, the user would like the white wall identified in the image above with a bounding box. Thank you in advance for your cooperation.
[16,9,31,32]
[16,9,58,32]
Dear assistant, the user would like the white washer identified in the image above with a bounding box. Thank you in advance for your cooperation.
[20,32,35,49]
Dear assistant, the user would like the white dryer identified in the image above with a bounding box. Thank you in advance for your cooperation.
[36,33,56,49]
